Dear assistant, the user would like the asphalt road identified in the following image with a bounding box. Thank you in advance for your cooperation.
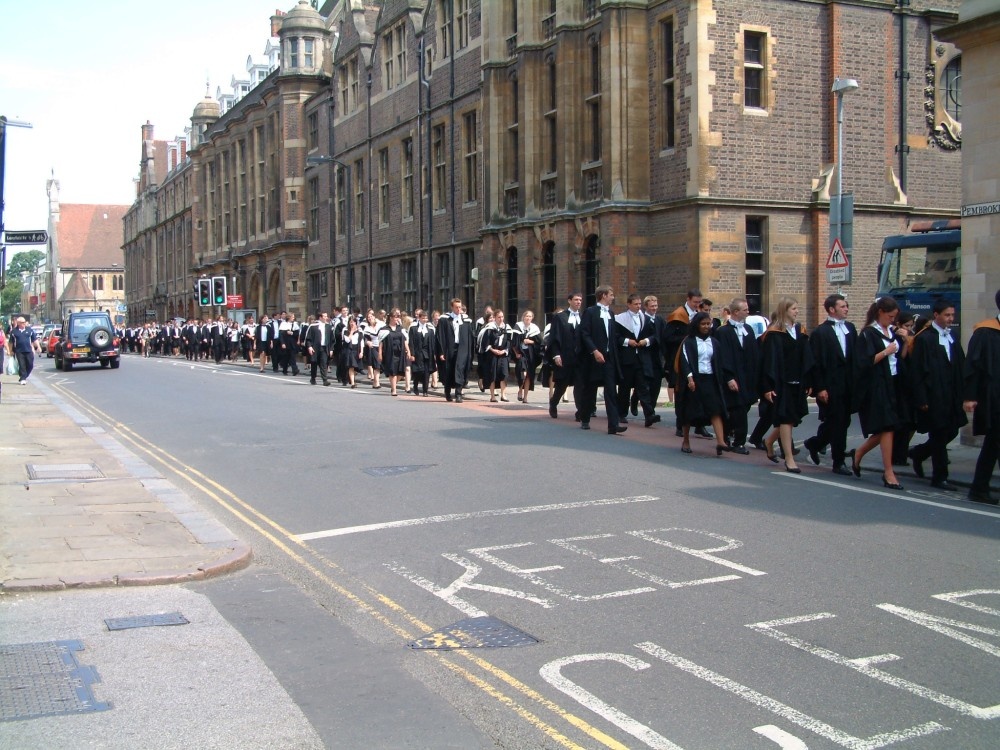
[39,355,1000,750]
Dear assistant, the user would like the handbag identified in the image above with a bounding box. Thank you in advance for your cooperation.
[5,356,19,377]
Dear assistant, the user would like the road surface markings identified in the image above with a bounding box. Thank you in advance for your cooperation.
[50,383,632,750]
[775,472,1000,517]
[296,495,659,540]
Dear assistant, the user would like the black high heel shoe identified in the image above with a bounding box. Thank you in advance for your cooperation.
[882,474,904,490]
[765,445,780,464]
[716,444,729,457]
[785,463,802,474]
[851,458,862,478]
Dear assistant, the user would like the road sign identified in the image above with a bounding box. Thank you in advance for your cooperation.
[226,294,243,309]
[826,238,849,269]
[4,230,48,244]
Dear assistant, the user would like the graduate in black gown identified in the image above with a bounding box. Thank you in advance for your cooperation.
[759,297,814,474]
[851,297,907,489]
[379,309,411,396]
[482,310,512,402]
[408,310,437,396]
[962,289,1000,504]
[674,312,731,456]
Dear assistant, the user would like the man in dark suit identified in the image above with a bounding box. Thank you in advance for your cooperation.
[306,312,333,386]
[548,292,584,419]
[631,295,668,417]
[436,297,475,402]
[614,293,658,427]
[579,285,626,434]
[716,297,761,454]
[963,289,1000,504]
[803,294,856,475]
[909,299,966,490]
[211,316,227,364]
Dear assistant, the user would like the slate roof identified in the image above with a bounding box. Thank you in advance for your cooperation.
[59,270,95,304]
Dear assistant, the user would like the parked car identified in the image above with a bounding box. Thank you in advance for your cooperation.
[45,327,62,357]
[54,311,121,371]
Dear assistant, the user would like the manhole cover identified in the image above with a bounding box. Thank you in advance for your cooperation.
[104,613,189,631]
[410,616,539,650]
[362,464,436,477]
[26,463,105,481]
[0,640,110,722]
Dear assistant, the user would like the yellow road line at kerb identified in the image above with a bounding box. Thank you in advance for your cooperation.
[56,385,622,750]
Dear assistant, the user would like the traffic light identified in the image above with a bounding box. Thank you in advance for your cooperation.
[212,276,227,306]
[198,279,212,307]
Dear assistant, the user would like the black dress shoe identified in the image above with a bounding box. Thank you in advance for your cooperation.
[695,427,714,439]
[645,417,656,428]
[549,405,558,418]
[574,412,582,422]
[930,480,957,491]
[310,379,316,385]
[581,422,591,430]
[882,474,904,490]
[608,425,627,435]
[750,441,766,451]
[455,395,464,403]
[968,490,998,505]
[911,456,925,479]
[675,427,683,437]
[445,395,453,402]
[630,404,638,417]
[730,445,751,455]
[832,465,853,476]
[804,438,821,466]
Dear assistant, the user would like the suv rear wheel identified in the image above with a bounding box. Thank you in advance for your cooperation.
[89,327,113,349]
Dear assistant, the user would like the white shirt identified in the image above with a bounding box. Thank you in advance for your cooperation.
[932,321,953,361]
[829,317,848,356]
[873,323,898,376]
[696,336,715,374]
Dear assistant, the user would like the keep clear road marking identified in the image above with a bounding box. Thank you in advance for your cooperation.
[773,472,1000,518]
[296,495,660,540]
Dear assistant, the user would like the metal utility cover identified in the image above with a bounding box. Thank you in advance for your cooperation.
[410,617,539,650]
[0,640,110,722]
[104,613,189,631]
[362,464,435,477]
[26,463,105,481]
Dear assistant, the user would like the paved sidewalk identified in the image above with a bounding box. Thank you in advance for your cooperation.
[0,374,251,592]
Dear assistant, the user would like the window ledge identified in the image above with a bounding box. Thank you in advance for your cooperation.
[743,107,769,117]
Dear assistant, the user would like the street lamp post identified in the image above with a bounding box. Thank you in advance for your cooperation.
[306,154,352,309]
[0,115,34,292]
[831,77,859,288]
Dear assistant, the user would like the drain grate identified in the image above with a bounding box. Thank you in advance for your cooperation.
[362,464,436,477]
[104,613,189,631]
[0,640,110,722]
[410,616,539,650]
[26,463,105,481]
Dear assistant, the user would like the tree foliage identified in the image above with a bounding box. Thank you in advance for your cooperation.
[7,249,45,280]
[0,277,24,315]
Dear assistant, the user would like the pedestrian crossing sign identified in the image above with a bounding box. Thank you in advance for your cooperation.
[826,238,849,269]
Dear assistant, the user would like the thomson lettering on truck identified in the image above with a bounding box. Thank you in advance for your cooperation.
[877,219,961,335]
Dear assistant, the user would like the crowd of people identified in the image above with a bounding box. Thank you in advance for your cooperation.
[114,285,1000,505]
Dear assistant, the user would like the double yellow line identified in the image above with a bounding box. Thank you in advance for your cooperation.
[55,384,629,750]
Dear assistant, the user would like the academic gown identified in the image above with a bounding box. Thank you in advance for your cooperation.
[964,319,1000,436]
[759,326,814,427]
[908,325,967,434]
[853,325,903,436]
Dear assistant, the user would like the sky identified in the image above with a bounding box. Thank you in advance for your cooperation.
[1,0,287,267]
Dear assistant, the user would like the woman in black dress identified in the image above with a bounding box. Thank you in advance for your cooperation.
[408,310,437,396]
[760,297,814,473]
[482,310,512,402]
[675,312,731,456]
[380,309,412,397]
[513,310,542,403]
[342,316,363,388]
[851,297,906,489]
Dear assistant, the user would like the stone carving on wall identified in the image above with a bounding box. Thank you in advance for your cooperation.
[925,40,962,150]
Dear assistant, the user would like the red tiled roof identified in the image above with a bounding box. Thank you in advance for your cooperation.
[56,204,128,268]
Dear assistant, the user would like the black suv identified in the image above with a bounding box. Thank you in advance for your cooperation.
[55,311,121,371]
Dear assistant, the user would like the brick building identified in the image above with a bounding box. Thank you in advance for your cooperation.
[126,0,965,329]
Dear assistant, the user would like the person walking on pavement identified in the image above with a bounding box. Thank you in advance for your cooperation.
[675,312,731,456]
[8,317,40,385]
[962,289,1000,505]
[908,299,966,491]
[715,297,760,455]
[436,297,474,402]
[579,285,626,435]
[631,295,668,418]
[665,289,701,435]
[548,292,584,420]
[803,294,857,475]
[278,313,301,376]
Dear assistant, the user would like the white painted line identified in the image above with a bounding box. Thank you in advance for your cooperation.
[753,725,809,749]
[636,641,947,749]
[933,589,1000,617]
[749,613,1000,720]
[296,495,659,540]
[773,473,1000,518]
[540,654,685,750]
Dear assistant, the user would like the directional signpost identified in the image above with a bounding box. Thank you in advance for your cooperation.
[4,230,48,244]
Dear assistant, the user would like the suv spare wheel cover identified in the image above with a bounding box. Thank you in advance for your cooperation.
[89,327,113,348]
